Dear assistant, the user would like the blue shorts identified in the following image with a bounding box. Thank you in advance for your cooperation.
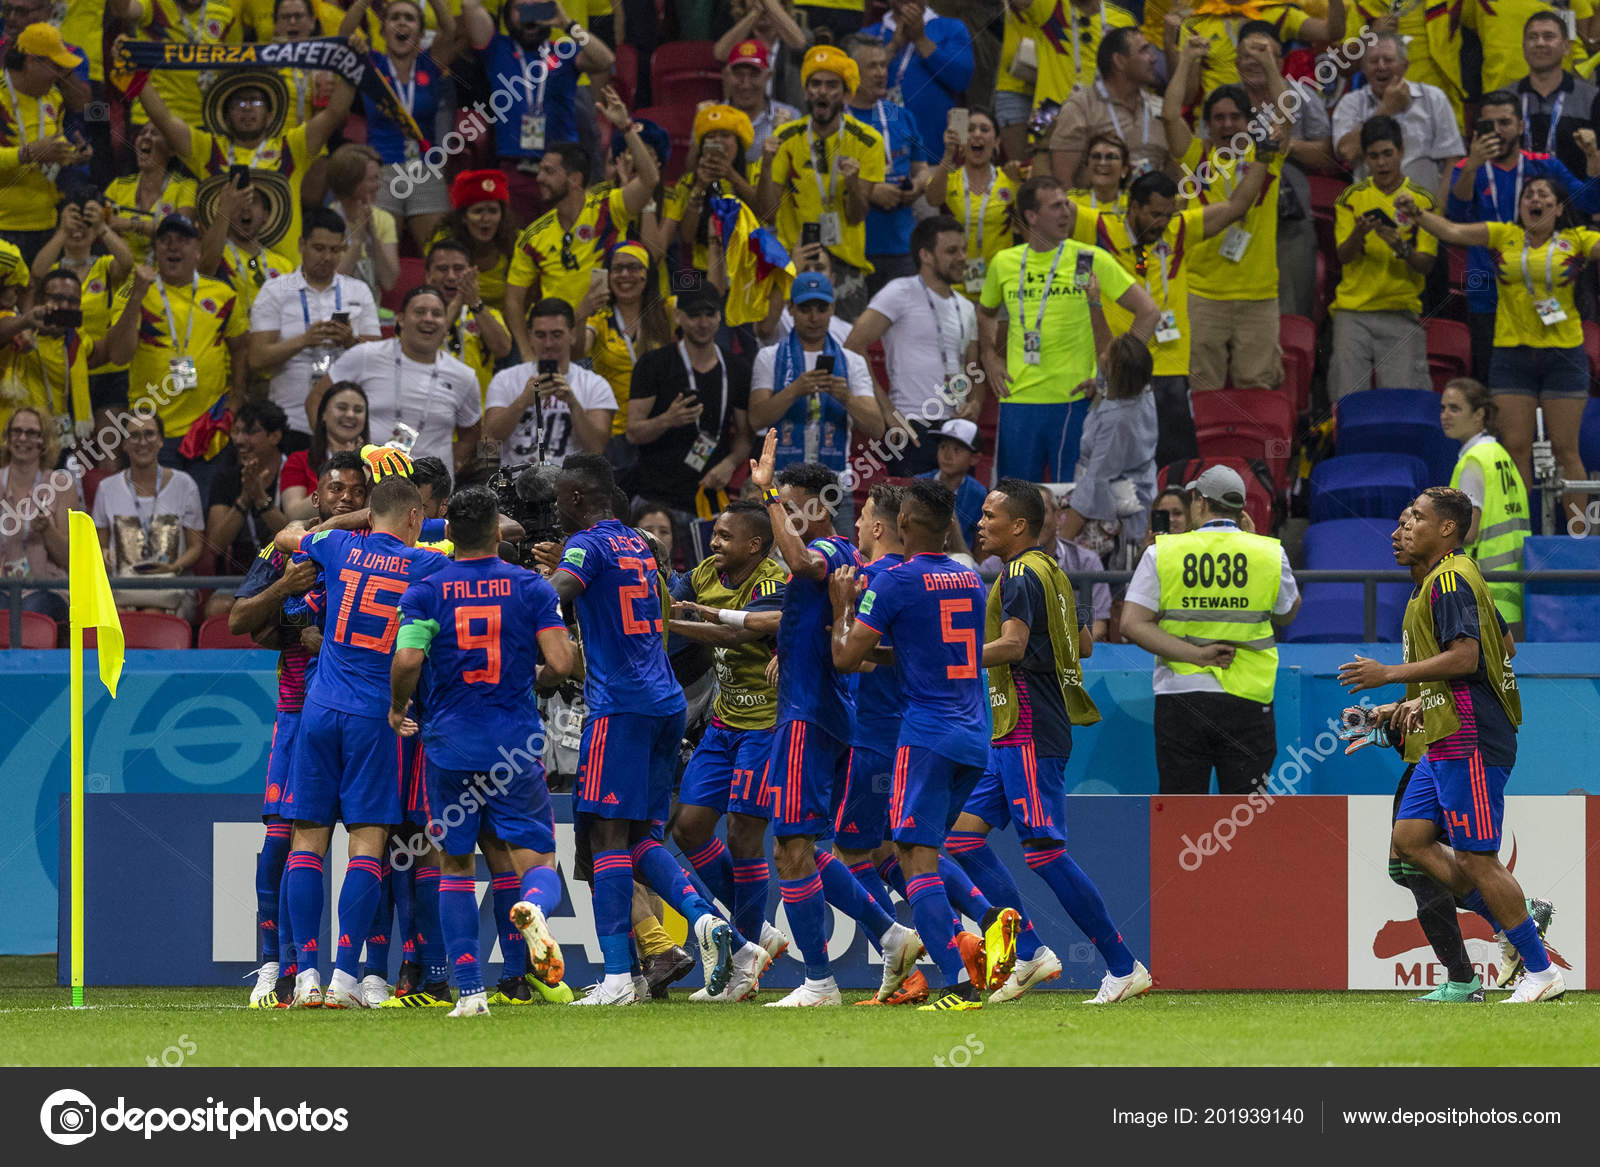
[678,723,776,819]
[768,719,847,838]
[291,700,405,826]
[963,742,1069,844]
[262,709,300,820]
[576,710,687,823]
[833,745,894,851]
[1490,343,1590,400]
[890,744,986,849]
[401,736,435,826]
[429,758,557,857]
[1395,751,1509,853]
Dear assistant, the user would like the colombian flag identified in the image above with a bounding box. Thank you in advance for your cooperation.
[708,195,795,328]
[177,396,233,463]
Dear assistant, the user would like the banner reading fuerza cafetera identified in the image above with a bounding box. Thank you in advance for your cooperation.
[113,37,425,146]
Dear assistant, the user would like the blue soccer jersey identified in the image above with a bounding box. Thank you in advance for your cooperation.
[298,529,446,717]
[558,519,686,718]
[854,552,989,767]
[851,553,905,750]
[397,556,567,772]
[776,534,862,742]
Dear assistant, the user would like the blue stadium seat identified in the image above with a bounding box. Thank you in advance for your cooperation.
[1280,518,1409,643]
[1523,536,1600,641]
[1308,453,1428,523]
[1334,389,1459,486]
[1580,397,1600,476]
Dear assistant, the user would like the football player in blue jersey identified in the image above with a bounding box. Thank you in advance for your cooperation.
[390,486,579,1017]
[748,431,924,1007]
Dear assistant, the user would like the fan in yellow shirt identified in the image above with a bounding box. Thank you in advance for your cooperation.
[574,243,676,436]
[105,126,200,269]
[1471,0,1598,96]
[0,270,94,443]
[1171,0,1345,97]
[114,0,243,130]
[925,110,1023,299]
[1000,0,1139,111]
[0,32,85,234]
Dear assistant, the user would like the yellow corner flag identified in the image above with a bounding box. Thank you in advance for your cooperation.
[68,510,122,1006]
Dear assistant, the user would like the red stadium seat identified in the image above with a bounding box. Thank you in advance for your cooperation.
[197,615,260,649]
[1307,174,1345,219]
[84,611,194,650]
[612,42,639,107]
[1279,314,1315,413]
[0,610,58,649]
[1425,318,1471,393]
[1192,387,1296,489]
[631,104,696,184]
[649,41,722,111]
[381,256,428,315]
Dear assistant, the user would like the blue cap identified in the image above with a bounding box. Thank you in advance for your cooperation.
[790,271,834,306]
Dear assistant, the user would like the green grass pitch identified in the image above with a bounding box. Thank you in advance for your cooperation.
[3,959,1597,1067]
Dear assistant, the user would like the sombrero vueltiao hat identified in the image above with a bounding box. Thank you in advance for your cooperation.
[201,71,289,141]
[195,169,294,250]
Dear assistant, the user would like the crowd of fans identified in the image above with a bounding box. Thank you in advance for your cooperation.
[0,0,1597,637]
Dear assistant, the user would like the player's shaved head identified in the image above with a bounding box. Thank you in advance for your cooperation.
[446,486,500,553]
[370,476,423,521]
[899,479,955,549]
[557,452,617,533]
[711,500,771,576]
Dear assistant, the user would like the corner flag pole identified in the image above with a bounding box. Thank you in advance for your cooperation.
[70,608,84,1008]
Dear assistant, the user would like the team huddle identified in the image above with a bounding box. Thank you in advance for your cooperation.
[237,431,1150,1014]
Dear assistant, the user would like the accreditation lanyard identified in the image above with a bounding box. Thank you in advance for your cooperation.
[961,165,996,256]
[157,273,199,356]
[1069,4,1109,80]
[1483,154,1524,221]
[808,124,844,207]
[1129,217,1171,307]
[1520,235,1559,299]
[679,340,727,426]
[892,43,915,92]
[395,347,442,430]
[1522,90,1566,155]
[918,277,959,379]
[1097,79,1149,150]
[386,54,417,115]
[2,72,45,144]
[1018,243,1067,337]
[874,101,895,172]
[513,44,549,116]
[613,308,637,365]
[224,138,272,168]
[299,281,343,328]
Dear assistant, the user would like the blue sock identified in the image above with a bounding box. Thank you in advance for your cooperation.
[732,857,769,944]
[907,872,965,987]
[849,859,897,918]
[284,850,324,974]
[630,839,715,924]
[1504,915,1551,974]
[682,836,736,913]
[815,849,894,941]
[945,831,1043,959]
[1026,845,1134,977]
[277,862,297,976]
[521,865,563,914]
[1015,920,1043,962]
[592,850,635,975]
[779,870,830,980]
[334,855,384,978]
[876,853,907,899]
[413,865,447,984]
[1461,889,1503,934]
[491,872,525,980]
[362,863,392,979]
[939,854,992,924]
[439,875,485,996]
[257,823,292,962]
[392,861,416,966]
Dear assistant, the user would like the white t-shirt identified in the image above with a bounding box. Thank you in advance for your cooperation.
[250,270,381,434]
[1124,521,1300,695]
[484,360,617,465]
[751,343,875,424]
[91,467,204,572]
[1454,431,1491,510]
[865,275,978,417]
[326,339,481,468]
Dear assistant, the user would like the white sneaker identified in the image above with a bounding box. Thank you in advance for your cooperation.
[759,922,790,965]
[570,976,638,1006]
[359,974,392,1008]
[1494,932,1519,988]
[323,969,366,1009]
[1083,960,1153,1005]
[290,968,323,1009]
[1501,968,1566,1003]
[694,914,735,997]
[763,977,843,1007]
[876,923,925,1001]
[691,942,769,1002]
[991,946,1064,1004]
[246,961,279,1007]
[448,991,490,1017]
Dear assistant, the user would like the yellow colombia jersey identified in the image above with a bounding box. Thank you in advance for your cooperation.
[129,274,250,436]
[1472,0,1596,95]
[1182,138,1284,302]
[767,114,887,272]
[0,86,67,231]
[0,323,91,436]
[104,173,200,268]
[133,0,243,130]
[1179,3,1310,95]
[0,237,29,295]
[83,255,133,375]
[187,125,315,249]
[998,0,1138,104]
[220,243,298,319]
[1331,178,1438,316]
[444,305,508,404]
[944,166,1020,275]
[1073,204,1206,377]
[1067,186,1128,215]
[587,306,673,437]
[507,185,634,311]
[1486,220,1600,350]
[688,554,787,731]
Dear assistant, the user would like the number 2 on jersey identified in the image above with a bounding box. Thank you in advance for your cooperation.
[939,597,978,679]
[456,604,503,685]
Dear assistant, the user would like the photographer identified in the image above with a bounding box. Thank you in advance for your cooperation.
[483,297,615,465]
[0,267,92,443]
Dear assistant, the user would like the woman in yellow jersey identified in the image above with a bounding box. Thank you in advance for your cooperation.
[1398,176,1600,501]
[574,242,674,440]
[104,125,198,269]
[1066,132,1131,213]
[925,109,1023,298]
[435,170,519,315]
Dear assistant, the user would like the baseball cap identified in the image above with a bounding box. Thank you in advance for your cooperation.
[154,213,200,240]
[790,271,834,306]
[18,23,81,70]
[1185,465,1248,509]
[933,418,980,453]
[728,38,771,70]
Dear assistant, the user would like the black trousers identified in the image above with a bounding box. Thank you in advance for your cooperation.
[1154,690,1277,795]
